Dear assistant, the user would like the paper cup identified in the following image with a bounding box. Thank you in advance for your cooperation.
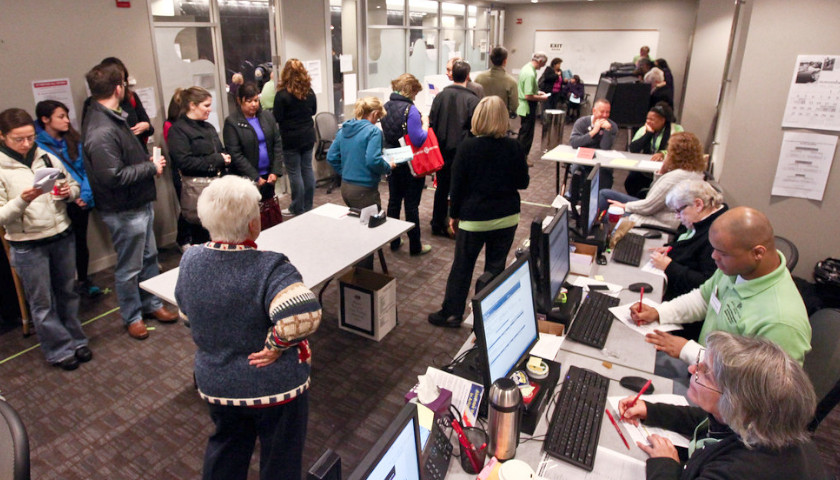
[608,205,625,223]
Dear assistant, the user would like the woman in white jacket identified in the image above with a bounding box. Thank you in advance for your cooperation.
[0,108,90,370]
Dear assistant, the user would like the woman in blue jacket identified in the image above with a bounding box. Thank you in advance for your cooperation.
[35,100,102,297]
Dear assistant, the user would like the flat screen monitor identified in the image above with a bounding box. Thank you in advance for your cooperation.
[579,163,601,237]
[471,256,540,387]
[530,206,570,314]
[348,403,422,480]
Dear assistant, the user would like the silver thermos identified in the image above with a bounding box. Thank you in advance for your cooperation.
[487,377,523,461]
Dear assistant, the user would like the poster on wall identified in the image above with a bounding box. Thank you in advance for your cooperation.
[134,87,158,120]
[305,60,323,95]
[32,78,78,129]
[782,54,840,131]
[771,131,836,201]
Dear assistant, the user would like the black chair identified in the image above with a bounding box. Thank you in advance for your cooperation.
[0,397,31,480]
[803,308,840,431]
[774,235,799,271]
[313,112,341,194]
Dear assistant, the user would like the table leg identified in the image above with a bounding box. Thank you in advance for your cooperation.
[377,248,389,274]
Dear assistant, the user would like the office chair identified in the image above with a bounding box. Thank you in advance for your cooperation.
[314,112,341,194]
[774,235,799,271]
[804,308,840,431]
[0,397,31,480]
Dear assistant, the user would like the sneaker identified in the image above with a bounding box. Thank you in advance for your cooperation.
[390,238,404,251]
[428,310,462,328]
[52,356,79,371]
[281,208,295,216]
[410,245,432,256]
[76,280,103,298]
[74,346,93,363]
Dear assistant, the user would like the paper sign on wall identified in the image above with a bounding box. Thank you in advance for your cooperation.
[771,131,837,201]
[134,87,158,120]
[305,60,322,95]
[32,78,78,129]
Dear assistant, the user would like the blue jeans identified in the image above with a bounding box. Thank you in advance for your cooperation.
[10,233,87,363]
[598,189,639,215]
[283,147,315,215]
[100,203,163,325]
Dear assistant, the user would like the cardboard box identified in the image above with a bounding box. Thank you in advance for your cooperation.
[570,242,598,277]
[538,319,565,336]
[339,267,397,341]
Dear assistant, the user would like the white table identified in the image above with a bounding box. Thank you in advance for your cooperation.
[542,144,659,194]
[140,203,413,305]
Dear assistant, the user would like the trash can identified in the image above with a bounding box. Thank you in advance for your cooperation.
[541,109,565,153]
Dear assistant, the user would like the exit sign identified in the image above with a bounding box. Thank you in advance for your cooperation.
[116,1,130,7]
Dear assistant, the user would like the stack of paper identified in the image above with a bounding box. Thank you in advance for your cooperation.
[608,300,682,336]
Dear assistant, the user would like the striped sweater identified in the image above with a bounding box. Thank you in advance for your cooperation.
[175,242,322,406]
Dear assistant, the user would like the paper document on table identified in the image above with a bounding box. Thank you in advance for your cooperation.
[608,395,691,448]
[641,260,668,279]
[530,333,565,360]
[310,203,350,219]
[637,160,662,171]
[422,366,483,426]
[536,446,645,480]
[572,277,622,296]
[33,168,61,192]
[596,150,626,159]
[609,300,682,335]
[609,158,637,168]
[544,148,576,161]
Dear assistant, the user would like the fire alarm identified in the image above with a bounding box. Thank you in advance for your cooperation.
[516,18,523,24]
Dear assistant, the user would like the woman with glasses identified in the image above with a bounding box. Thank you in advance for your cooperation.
[0,108,90,370]
[618,332,828,480]
[598,131,706,230]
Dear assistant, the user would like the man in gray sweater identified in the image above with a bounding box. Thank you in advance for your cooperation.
[568,98,618,189]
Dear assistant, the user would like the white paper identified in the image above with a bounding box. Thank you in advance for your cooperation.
[339,54,353,73]
[782,54,840,131]
[551,194,572,210]
[383,146,414,164]
[771,131,837,200]
[420,366,484,426]
[530,333,565,361]
[134,86,158,120]
[609,300,683,336]
[304,60,323,95]
[310,203,350,219]
[637,160,663,172]
[359,204,379,224]
[641,260,668,280]
[33,168,62,192]
[536,447,645,480]
[343,73,357,104]
[572,277,622,296]
[31,78,78,130]
[596,150,627,159]
[607,395,691,448]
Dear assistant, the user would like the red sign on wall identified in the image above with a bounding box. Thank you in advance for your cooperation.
[116,1,130,7]
[516,18,523,24]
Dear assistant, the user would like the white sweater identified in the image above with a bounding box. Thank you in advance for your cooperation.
[625,169,704,229]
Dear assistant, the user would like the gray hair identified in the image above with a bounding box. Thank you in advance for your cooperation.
[706,331,816,450]
[532,52,548,63]
[665,180,723,211]
[197,175,261,243]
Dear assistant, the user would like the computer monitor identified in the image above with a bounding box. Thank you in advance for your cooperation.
[578,163,601,237]
[471,256,540,387]
[530,206,570,314]
[348,403,422,480]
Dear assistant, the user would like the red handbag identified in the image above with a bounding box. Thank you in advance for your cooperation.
[259,195,283,230]
[403,127,445,178]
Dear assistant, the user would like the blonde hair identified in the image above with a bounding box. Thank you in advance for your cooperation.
[471,96,509,138]
[353,97,386,120]
[391,73,423,99]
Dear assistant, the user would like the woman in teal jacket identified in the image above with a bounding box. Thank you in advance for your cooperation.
[35,100,101,297]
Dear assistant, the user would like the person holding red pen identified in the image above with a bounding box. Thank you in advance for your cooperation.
[616,332,827,480]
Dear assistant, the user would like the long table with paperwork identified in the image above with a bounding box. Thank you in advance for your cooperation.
[139,203,413,306]
[542,144,660,194]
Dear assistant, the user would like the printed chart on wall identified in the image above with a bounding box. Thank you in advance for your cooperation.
[771,132,836,201]
[534,30,659,85]
[782,54,840,131]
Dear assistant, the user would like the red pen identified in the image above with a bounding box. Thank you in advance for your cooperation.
[451,419,481,472]
[665,246,673,255]
[627,379,653,411]
[605,408,631,450]
[635,287,644,326]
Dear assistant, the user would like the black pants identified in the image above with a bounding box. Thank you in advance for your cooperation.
[387,164,426,253]
[517,101,538,154]
[64,202,90,282]
[172,168,192,246]
[431,149,456,232]
[441,226,517,317]
[202,391,308,480]
[341,182,381,270]
[624,171,654,198]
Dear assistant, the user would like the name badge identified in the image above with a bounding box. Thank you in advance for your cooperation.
[709,286,721,314]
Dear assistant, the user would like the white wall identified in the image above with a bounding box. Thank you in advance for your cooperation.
[280,0,331,114]
[503,0,698,108]
[714,0,840,278]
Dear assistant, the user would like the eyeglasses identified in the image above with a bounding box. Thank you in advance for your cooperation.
[674,204,690,215]
[6,134,36,145]
[694,348,722,393]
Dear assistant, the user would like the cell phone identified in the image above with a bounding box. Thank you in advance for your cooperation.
[588,284,609,290]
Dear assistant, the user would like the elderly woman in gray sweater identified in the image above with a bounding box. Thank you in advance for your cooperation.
[598,131,706,229]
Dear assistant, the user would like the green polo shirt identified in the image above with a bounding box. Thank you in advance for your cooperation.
[516,62,538,117]
[697,251,811,364]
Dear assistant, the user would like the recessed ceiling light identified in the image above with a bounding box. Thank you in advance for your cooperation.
[531,0,538,3]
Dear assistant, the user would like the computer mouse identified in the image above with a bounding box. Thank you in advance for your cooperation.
[619,376,655,394]
[643,231,662,239]
[628,282,653,293]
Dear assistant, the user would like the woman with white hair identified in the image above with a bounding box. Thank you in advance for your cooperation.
[619,331,828,480]
[175,175,322,480]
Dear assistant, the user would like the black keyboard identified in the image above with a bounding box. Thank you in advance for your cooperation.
[612,232,646,266]
[565,291,620,349]
[544,365,610,471]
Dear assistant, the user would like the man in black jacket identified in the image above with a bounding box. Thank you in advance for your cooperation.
[428,61,479,238]
[82,63,177,340]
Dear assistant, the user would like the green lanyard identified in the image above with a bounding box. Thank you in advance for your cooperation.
[688,417,721,457]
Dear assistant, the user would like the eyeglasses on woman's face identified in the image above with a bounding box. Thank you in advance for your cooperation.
[694,348,722,394]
